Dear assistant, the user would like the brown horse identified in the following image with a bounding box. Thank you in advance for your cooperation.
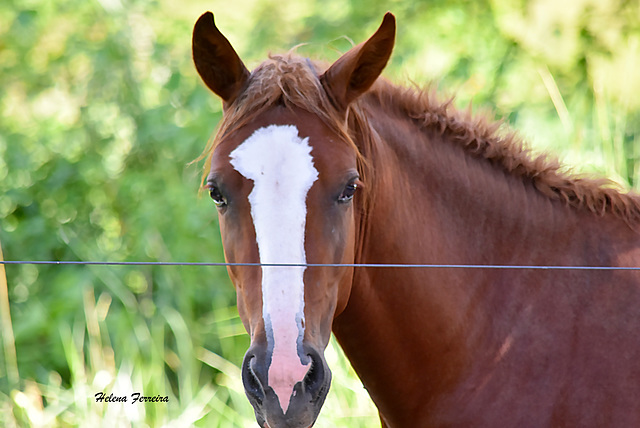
[192,11,640,428]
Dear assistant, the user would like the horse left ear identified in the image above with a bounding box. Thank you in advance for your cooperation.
[192,12,250,108]
[320,13,396,110]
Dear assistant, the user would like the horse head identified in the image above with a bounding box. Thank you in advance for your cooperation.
[192,11,395,428]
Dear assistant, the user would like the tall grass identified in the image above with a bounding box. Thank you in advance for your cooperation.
[1,275,377,427]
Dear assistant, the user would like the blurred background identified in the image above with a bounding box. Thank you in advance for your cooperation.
[1,0,638,426]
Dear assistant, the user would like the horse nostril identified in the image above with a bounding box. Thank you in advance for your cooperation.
[302,352,328,399]
[242,354,265,406]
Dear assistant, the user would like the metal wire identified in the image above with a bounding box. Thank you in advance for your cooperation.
[1,260,640,270]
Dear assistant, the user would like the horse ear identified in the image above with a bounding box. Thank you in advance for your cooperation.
[320,12,396,110]
[192,12,250,107]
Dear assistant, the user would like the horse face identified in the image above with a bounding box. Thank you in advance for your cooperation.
[207,107,359,427]
[193,11,394,427]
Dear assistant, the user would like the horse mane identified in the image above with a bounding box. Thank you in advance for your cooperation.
[363,81,640,226]
[204,53,640,227]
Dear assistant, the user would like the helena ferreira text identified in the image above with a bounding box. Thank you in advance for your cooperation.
[95,392,169,404]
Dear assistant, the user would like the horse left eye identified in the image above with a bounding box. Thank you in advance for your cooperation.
[338,182,358,203]
[207,184,227,208]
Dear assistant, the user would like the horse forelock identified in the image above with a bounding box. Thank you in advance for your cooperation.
[199,53,372,203]
[207,54,348,144]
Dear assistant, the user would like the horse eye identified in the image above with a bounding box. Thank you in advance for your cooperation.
[338,182,358,203]
[208,185,227,207]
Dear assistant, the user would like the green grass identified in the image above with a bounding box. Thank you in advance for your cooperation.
[1,277,378,427]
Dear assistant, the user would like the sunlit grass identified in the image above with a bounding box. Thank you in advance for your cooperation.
[1,283,377,427]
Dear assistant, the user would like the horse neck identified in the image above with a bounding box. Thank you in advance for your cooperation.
[354,102,584,271]
[332,99,630,422]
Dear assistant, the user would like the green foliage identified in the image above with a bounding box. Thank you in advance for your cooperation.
[1,0,638,426]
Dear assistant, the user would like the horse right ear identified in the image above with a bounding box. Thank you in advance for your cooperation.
[192,12,250,108]
[320,13,396,111]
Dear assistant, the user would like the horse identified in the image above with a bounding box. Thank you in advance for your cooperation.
[191,11,640,428]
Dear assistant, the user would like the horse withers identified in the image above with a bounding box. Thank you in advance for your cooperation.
[192,11,640,428]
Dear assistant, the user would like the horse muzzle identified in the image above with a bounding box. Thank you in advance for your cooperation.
[241,344,331,428]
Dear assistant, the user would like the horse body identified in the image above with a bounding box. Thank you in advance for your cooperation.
[192,11,640,427]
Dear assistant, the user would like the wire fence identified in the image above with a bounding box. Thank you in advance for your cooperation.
[1,260,640,270]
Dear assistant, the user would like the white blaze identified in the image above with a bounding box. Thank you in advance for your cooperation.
[229,125,318,413]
